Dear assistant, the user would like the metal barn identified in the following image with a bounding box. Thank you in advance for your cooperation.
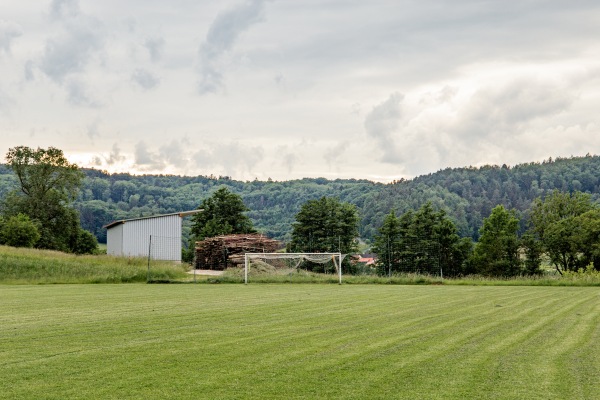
[104,210,201,262]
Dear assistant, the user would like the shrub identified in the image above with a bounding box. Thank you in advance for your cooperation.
[0,214,41,248]
[72,229,99,254]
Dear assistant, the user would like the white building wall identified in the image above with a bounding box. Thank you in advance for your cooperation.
[122,214,182,261]
[106,223,123,256]
[107,214,183,261]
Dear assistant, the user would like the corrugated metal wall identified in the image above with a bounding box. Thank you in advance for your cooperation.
[107,214,182,261]
[106,224,123,256]
[123,215,182,261]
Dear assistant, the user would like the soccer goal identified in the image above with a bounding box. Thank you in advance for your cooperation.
[244,253,344,284]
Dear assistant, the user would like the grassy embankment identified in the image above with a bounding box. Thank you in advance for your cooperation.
[1,245,600,286]
[0,245,188,284]
[1,284,598,399]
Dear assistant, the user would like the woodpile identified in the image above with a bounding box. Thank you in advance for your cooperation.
[194,233,281,270]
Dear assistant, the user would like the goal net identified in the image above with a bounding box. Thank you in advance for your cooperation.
[244,253,344,284]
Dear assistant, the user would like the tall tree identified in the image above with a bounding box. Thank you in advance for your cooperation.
[290,196,359,255]
[372,210,402,276]
[2,146,92,252]
[373,203,469,277]
[470,205,522,276]
[190,187,255,241]
[529,190,597,274]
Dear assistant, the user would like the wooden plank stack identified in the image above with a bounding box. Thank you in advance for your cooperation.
[194,233,281,270]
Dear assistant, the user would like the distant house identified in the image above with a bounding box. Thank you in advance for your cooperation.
[357,254,376,266]
[103,210,201,262]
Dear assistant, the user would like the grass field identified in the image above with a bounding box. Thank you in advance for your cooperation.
[1,285,598,399]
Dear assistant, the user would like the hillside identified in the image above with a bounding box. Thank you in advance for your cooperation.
[2,155,600,244]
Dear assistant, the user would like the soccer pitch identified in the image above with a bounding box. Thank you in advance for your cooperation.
[1,285,598,399]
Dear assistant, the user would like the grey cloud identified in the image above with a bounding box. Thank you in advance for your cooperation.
[0,20,23,54]
[125,17,137,34]
[193,141,264,175]
[364,92,403,163]
[91,156,102,166]
[66,79,101,107]
[0,86,12,113]
[324,141,350,167]
[198,0,266,94]
[39,19,104,83]
[133,140,193,171]
[276,145,298,173]
[87,119,100,140]
[144,37,165,62]
[283,153,298,173]
[159,140,187,168]
[259,1,600,92]
[35,2,106,108]
[24,60,35,81]
[49,0,80,20]
[274,73,284,86]
[457,79,573,140]
[134,141,165,170]
[275,145,298,173]
[105,143,126,165]
[131,68,160,90]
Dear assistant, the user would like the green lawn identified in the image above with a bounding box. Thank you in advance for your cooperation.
[1,285,598,399]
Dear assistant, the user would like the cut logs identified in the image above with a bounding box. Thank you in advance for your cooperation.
[194,233,281,270]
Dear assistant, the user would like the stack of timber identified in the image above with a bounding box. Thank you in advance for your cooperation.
[194,234,281,270]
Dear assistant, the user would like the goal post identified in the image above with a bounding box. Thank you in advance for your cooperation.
[244,253,343,284]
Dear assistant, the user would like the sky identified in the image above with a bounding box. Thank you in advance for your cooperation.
[1,0,600,182]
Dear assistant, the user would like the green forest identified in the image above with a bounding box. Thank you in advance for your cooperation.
[1,154,599,247]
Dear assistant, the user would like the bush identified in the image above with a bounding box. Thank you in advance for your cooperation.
[72,229,99,254]
[0,214,41,248]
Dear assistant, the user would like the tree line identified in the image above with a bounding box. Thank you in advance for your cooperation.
[3,154,600,244]
[2,146,600,277]
[190,185,600,277]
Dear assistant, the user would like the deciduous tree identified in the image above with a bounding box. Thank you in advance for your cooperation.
[2,146,95,253]
[529,190,597,274]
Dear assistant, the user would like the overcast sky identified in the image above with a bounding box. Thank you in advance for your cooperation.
[1,0,599,182]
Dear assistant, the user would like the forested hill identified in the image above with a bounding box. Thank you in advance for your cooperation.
[2,155,600,244]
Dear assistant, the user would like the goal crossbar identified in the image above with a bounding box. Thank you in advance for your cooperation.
[244,253,343,284]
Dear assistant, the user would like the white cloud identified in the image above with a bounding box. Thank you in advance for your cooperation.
[362,66,594,177]
[2,1,600,182]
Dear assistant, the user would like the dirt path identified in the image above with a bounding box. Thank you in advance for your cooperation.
[187,269,224,276]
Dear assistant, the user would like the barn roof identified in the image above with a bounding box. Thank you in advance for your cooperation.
[103,209,202,230]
